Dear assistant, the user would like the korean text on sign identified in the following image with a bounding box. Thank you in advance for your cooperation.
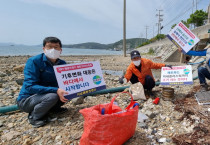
[167,22,200,53]
[53,61,106,100]
[160,65,193,85]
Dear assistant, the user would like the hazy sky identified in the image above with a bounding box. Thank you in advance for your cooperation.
[0,0,209,45]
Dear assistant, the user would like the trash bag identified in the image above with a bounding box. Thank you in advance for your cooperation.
[79,91,139,145]
[129,82,146,100]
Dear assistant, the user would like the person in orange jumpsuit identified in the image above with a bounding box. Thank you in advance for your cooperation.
[119,50,172,97]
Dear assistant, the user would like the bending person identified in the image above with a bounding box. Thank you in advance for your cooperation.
[119,50,172,97]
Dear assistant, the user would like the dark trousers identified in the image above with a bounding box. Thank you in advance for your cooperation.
[198,67,210,85]
[130,74,155,90]
[17,93,64,120]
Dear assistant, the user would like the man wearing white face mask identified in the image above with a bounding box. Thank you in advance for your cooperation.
[119,50,172,97]
[17,37,69,127]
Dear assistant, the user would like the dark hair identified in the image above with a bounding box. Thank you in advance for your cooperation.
[43,37,62,48]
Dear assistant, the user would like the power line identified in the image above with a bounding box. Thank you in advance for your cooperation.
[164,0,191,18]
[159,0,175,10]
[147,1,189,38]
[161,0,177,12]
[159,0,193,27]
[162,0,203,30]
[138,0,177,36]
[139,0,202,39]
[159,0,167,8]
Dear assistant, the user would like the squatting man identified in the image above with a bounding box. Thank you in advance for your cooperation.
[119,50,172,97]
[17,37,68,128]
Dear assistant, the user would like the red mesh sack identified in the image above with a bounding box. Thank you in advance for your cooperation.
[79,91,139,145]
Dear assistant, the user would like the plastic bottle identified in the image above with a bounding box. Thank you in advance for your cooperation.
[101,108,105,115]
[131,103,139,109]
[101,102,118,115]
[153,97,160,104]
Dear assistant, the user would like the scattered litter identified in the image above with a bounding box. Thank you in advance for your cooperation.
[129,82,146,100]
[158,138,166,143]
[138,111,148,123]
[153,97,160,104]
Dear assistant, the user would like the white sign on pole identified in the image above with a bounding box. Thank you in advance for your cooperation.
[53,61,106,100]
[160,65,193,85]
[167,22,200,53]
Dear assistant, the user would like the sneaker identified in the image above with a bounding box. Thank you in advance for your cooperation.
[42,115,57,122]
[50,107,68,114]
[200,84,208,92]
[47,116,57,122]
[148,90,156,99]
[28,115,46,128]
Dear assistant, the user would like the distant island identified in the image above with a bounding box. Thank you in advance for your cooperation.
[63,38,148,50]
[0,38,148,50]
[0,42,16,46]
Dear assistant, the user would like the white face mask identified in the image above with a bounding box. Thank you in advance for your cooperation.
[44,48,61,59]
[133,60,141,66]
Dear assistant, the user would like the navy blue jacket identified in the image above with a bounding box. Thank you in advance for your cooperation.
[17,53,66,101]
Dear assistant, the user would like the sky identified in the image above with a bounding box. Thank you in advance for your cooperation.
[0,0,209,45]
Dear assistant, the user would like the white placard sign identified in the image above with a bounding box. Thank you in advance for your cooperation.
[160,65,193,85]
[53,61,106,100]
[167,22,200,53]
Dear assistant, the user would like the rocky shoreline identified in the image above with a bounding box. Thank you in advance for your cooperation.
[0,55,209,144]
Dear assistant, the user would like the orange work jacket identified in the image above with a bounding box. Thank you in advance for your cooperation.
[124,58,165,85]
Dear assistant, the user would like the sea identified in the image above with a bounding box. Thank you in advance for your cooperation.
[0,45,122,56]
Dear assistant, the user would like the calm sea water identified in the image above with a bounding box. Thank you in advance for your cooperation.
[0,45,122,56]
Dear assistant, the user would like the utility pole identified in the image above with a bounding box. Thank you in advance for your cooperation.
[139,33,143,45]
[145,26,149,40]
[195,0,197,11]
[192,0,195,29]
[123,0,126,57]
[208,2,210,24]
[156,9,163,35]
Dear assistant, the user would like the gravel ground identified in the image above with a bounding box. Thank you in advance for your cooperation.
[0,55,209,145]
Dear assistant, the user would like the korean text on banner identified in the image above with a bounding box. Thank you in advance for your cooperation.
[167,22,200,53]
[53,61,106,100]
[160,65,193,85]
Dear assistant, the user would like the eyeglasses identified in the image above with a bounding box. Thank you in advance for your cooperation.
[45,45,61,50]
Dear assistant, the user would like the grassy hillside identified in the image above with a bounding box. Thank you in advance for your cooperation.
[111,38,147,50]
[63,38,147,50]
[63,42,109,49]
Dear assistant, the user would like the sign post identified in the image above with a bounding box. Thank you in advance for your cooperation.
[54,61,106,100]
[167,22,200,53]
